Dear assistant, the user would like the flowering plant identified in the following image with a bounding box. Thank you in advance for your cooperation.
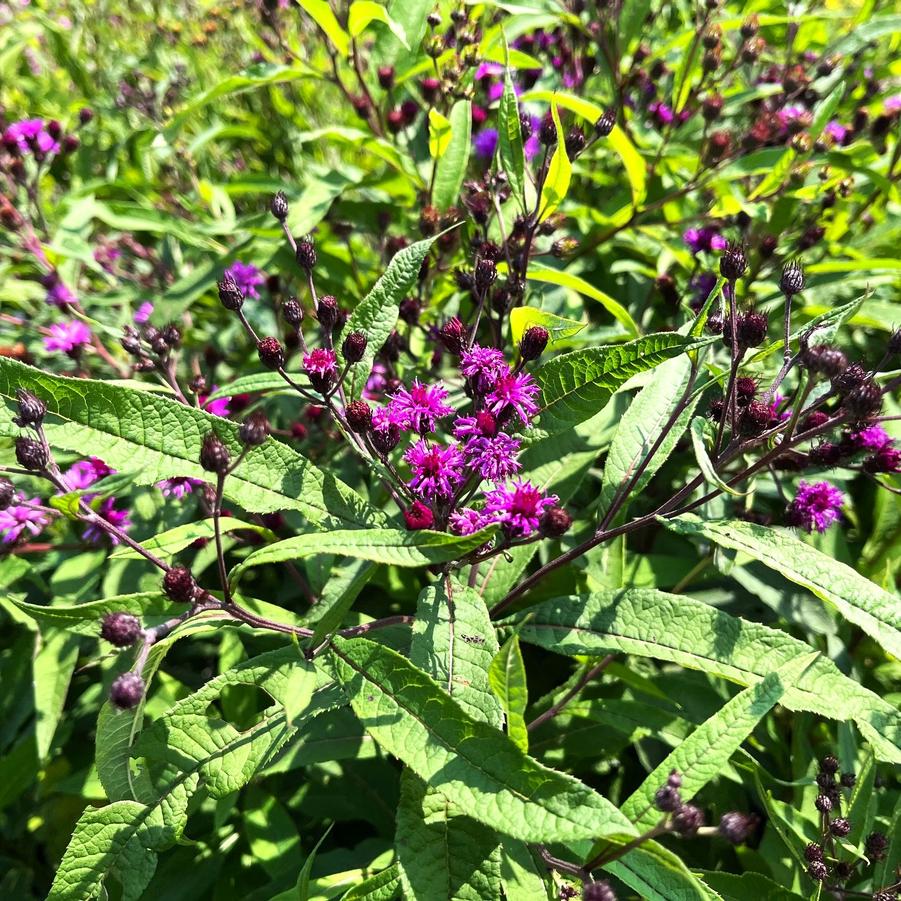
[0,1,899,899]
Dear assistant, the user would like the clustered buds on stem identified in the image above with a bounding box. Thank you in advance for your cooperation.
[15,436,49,471]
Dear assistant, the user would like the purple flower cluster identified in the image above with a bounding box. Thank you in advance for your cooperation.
[0,496,49,544]
[786,481,845,533]
[359,344,557,540]
[224,261,265,300]
[44,320,92,355]
[3,118,59,155]
[683,227,728,255]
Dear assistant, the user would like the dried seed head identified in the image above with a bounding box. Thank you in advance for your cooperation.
[238,411,269,447]
[270,190,289,222]
[100,612,142,647]
[110,672,145,710]
[162,565,197,603]
[217,272,244,311]
[15,436,48,471]
[14,389,46,428]
[200,432,230,474]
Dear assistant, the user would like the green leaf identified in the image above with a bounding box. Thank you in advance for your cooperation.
[33,627,80,760]
[433,100,472,210]
[699,871,805,901]
[524,265,639,338]
[662,516,901,658]
[230,527,495,589]
[603,840,720,901]
[690,417,748,496]
[504,588,901,763]
[620,655,816,830]
[347,0,408,48]
[534,333,706,435]
[308,559,377,648]
[0,358,376,527]
[489,634,529,752]
[338,235,440,398]
[109,518,275,561]
[538,102,571,221]
[500,841,550,900]
[497,65,526,207]
[410,578,504,729]
[340,864,401,900]
[428,108,452,159]
[598,353,698,517]
[396,770,503,901]
[298,0,350,55]
[325,636,638,843]
[509,306,586,347]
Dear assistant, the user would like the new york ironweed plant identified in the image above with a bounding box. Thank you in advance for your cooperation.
[0,0,899,899]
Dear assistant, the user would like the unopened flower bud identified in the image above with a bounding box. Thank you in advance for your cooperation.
[844,382,882,420]
[780,260,805,296]
[344,400,372,433]
[829,818,851,837]
[317,295,338,332]
[162,565,197,602]
[399,296,421,324]
[270,190,289,222]
[594,108,616,137]
[14,389,46,428]
[807,861,828,882]
[101,612,142,647]
[403,501,434,530]
[719,812,757,845]
[295,236,317,271]
[520,326,549,361]
[200,432,230,474]
[474,257,497,292]
[238,411,269,446]
[720,242,747,281]
[257,337,285,370]
[865,831,889,861]
[673,804,705,836]
[217,273,244,311]
[702,94,723,122]
[439,316,466,355]
[814,794,833,813]
[371,424,400,456]
[740,14,759,38]
[342,331,368,364]
[540,506,572,537]
[565,126,586,157]
[377,65,395,89]
[654,784,682,812]
[831,362,867,396]
[110,672,145,710]
[15,436,48,471]
[582,882,617,901]
[0,478,13,510]
[282,296,303,327]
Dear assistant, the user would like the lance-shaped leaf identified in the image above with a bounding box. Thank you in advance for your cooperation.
[509,306,586,347]
[325,636,637,843]
[620,655,816,830]
[489,634,529,752]
[602,839,720,901]
[497,65,525,206]
[229,527,495,589]
[534,333,707,435]
[410,578,504,728]
[503,588,901,763]
[538,102,571,222]
[340,864,402,900]
[110,518,275,560]
[338,235,440,398]
[690,418,748,497]
[433,99,471,210]
[396,771,503,901]
[0,358,375,526]
[662,515,901,658]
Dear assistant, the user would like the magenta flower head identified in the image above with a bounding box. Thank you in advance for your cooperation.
[4,119,60,155]
[403,439,466,502]
[463,432,522,481]
[785,481,845,533]
[487,371,540,426]
[303,348,338,394]
[66,457,114,491]
[474,128,499,159]
[0,497,50,544]
[46,279,77,307]
[843,424,892,452]
[484,479,558,538]
[44,320,92,355]
[449,507,490,536]
[683,227,727,255]
[200,390,231,418]
[389,379,454,434]
[224,261,265,300]
[460,345,509,394]
[134,301,154,324]
[82,497,132,545]
[156,477,203,499]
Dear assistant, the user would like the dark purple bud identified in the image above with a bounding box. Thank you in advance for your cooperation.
[654,784,682,812]
[520,326,549,362]
[565,126,586,157]
[672,804,705,836]
[110,672,145,710]
[738,401,773,436]
[801,344,848,378]
[0,478,13,510]
[270,190,289,222]
[342,331,368,364]
[582,882,617,901]
[702,94,724,122]
[78,107,94,125]
[439,317,466,355]
[814,794,833,813]
[844,382,882,420]
[804,843,824,863]
[719,242,748,281]
[15,436,48,471]
[238,411,269,447]
[200,432,230,475]
[667,770,683,788]
[594,108,616,137]
[539,111,557,146]
[718,812,757,845]
[14,389,46,428]
[317,295,339,332]
[217,272,244,311]
[540,506,572,538]
[810,442,843,467]
[780,260,805,296]
[282,296,303,327]
[820,755,839,774]
[807,861,828,882]
[371,423,400,456]
[398,296,421,325]
[101,612,142,647]
[403,501,434,530]
[344,400,372,433]
[865,831,889,861]
[829,818,851,837]
[161,324,181,349]
[295,236,317,271]
[162,565,197,603]
[257,337,285,370]
[831,363,868,396]
[735,377,757,406]
[377,65,395,89]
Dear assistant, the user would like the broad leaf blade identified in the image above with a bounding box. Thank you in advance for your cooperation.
[489,634,529,752]
[433,100,471,210]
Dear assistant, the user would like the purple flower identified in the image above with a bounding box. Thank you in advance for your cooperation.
[225,261,265,300]
[200,390,231,418]
[403,439,465,502]
[453,411,498,440]
[474,128,499,159]
[487,371,540,426]
[524,133,541,159]
[449,507,490,536]
[46,280,76,307]
[768,393,792,422]
[683,227,727,255]
[885,94,901,114]
[156,477,203,499]
[303,348,338,378]
[464,432,522,481]
[65,457,114,491]
[364,362,389,399]
[844,424,892,452]
[649,100,675,126]
[475,62,504,82]
[389,379,454,434]
[82,497,132,545]
[460,344,509,393]
[134,301,154,324]
[483,479,558,537]
[44,320,92,354]
[4,118,59,154]
[824,121,848,143]
[785,480,845,533]
[0,497,50,544]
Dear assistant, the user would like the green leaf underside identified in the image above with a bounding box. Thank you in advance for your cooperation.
[620,655,816,830]
[504,589,901,762]
[662,515,901,658]
[534,333,707,434]
[0,358,376,526]
[229,527,496,588]
[325,636,638,843]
